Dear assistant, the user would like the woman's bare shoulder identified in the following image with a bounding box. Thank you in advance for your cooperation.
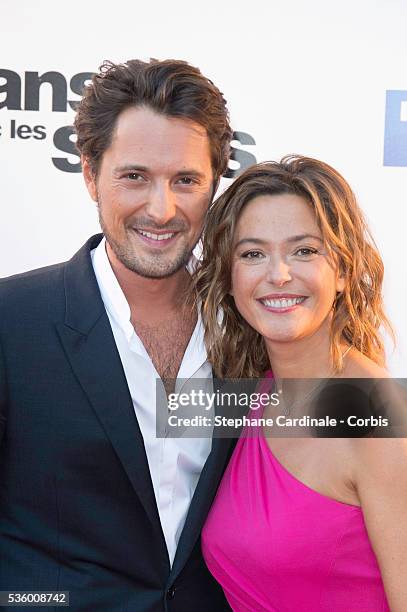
[341,348,389,378]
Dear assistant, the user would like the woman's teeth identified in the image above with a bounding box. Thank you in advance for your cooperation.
[260,297,306,308]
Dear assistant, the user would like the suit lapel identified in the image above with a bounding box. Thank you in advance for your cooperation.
[169,377,237,582]
[55,235,168,565]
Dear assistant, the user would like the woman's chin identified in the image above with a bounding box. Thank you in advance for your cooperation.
[259,329,302,344]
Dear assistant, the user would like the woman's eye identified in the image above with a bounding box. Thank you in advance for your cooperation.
[241,250,264,259]
[294,247,318,257]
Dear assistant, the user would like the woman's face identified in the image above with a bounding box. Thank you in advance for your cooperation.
[231,193,345,345]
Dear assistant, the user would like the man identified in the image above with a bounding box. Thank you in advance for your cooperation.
[0,59,233,611]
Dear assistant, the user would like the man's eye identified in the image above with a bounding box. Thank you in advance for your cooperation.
[125,173,145,181]
[241,250,264,259]
[294,247,318,256]
[177,177,196,185]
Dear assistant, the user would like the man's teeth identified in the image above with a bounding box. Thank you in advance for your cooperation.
[138,230,175,241]
[261,297,305,308]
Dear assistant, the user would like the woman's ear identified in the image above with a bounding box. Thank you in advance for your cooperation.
[336,274,346,293]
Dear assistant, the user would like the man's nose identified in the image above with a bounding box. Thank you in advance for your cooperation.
[265,256,292,287]
[145,183,177,226]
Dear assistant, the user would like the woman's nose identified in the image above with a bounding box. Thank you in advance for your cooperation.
[265,257,292,287]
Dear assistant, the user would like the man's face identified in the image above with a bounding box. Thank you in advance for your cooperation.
[82,105,214,278]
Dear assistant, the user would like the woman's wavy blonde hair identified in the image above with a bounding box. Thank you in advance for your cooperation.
[194,155,393,378]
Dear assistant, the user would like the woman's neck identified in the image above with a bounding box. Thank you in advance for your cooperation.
[265,324,336,381]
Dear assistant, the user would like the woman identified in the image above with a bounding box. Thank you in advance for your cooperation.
[195,156,407,611]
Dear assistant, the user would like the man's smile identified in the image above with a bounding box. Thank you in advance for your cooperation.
[132,227,181,248]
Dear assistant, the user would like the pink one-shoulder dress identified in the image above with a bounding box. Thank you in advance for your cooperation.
[202,397,390,611]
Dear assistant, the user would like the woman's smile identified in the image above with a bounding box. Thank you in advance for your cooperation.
[256,293,308,313]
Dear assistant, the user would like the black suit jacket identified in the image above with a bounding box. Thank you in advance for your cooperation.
[0,235,233,611]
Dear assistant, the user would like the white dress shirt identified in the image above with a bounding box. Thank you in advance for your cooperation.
[91,238,212,565]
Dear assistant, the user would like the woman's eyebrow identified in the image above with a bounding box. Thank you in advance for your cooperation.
[234,234,323,249]
[286,233,323,243]
[234,238,268,248]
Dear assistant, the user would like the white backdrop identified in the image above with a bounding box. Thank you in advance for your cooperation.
[1,0,406,374]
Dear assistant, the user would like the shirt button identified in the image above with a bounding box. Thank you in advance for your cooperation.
[166,586,176,600]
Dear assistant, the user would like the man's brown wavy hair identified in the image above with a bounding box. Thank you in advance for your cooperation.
[74,58,232,181]
[194,156,393,378]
